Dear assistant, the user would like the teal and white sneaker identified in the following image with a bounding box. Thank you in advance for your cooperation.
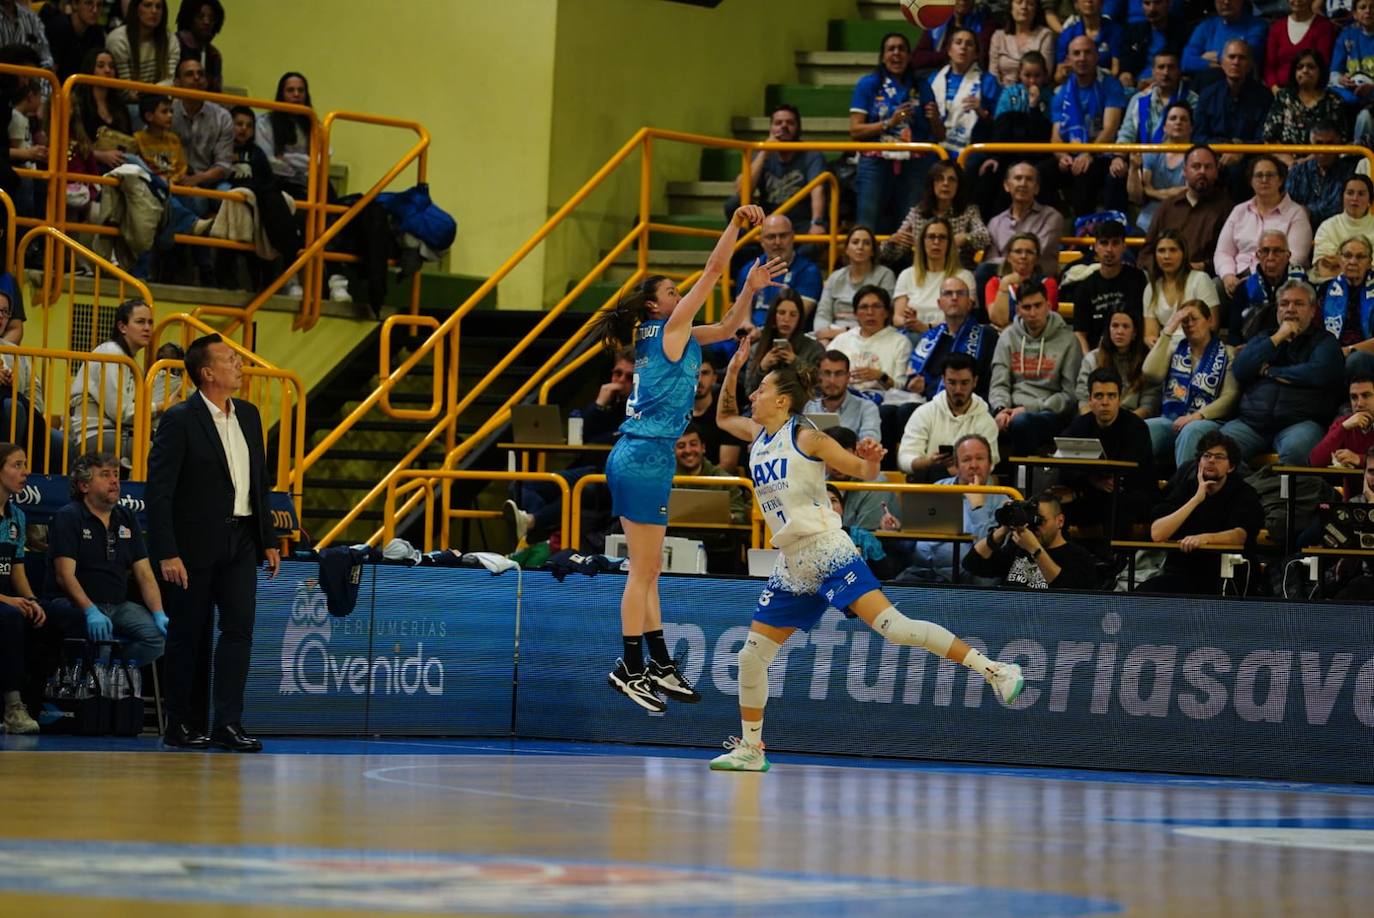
[709,737,769,772]
[988,662,1025,704]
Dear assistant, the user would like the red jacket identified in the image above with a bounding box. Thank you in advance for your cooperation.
[1264,15,1338,89]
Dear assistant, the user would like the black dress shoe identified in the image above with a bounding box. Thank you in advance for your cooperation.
[162,722,211,749]
[210,723,263,753]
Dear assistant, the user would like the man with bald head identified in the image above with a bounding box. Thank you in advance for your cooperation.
[732,213,821,329]
[1194,40,1271,197]
[1181,0,1268,88]
[1050,36,1126,216]
[1224,229,1305,343]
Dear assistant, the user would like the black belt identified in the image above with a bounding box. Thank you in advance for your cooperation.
[225,516,253,525]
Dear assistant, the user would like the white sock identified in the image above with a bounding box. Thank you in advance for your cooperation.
[961,648,996,679]
[742,719,763,747]
[3,689,21,709]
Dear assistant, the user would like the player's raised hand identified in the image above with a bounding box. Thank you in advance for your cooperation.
[855,437,887,463]
[745,256,788,291]
[733,205,766,227]
[727,335,751,374]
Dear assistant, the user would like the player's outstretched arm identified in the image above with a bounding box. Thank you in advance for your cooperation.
[665,206,764,348]
[693,255,788,345]
[717,342,763,442]
[800,429,884,481]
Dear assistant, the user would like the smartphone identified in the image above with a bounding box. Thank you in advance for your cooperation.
[938,444,954,456]
[773,339,792,351]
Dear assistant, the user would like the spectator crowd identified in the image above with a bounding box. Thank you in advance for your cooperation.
[508,0,1374,602]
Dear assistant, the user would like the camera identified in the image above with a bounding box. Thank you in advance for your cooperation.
[995,499,1042,529]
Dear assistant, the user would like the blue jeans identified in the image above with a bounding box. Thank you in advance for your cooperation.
[1145,416,1221,468]
[45,598,164,666]
[1003,409,1067,458]
[855,154,928,235]
[1219,417,1326,466]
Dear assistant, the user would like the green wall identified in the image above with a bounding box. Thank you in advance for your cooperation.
[216,0,557,311]
[217,0,854,313]
[543,0,853,304]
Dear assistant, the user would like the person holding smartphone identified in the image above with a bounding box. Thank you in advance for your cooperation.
[745,290,825,393]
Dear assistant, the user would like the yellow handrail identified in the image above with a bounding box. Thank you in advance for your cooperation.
[383,469,572,551]
[379,314,442,419]
[0,344,146,475]
[567,473,756,551]
[19,226,154,352]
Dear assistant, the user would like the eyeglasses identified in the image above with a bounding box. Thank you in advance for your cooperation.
[1200,451,1230,462]
[925,234,950,242]
[1257,247,1288,255]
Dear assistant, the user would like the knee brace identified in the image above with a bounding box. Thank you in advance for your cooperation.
[737,632,781,710]
[874,607,954,656]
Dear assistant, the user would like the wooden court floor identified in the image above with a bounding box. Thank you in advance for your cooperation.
[0,736,1371,917]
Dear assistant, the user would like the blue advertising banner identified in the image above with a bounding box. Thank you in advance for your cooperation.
[16,475,299,535]
[515,573,1374,784]
[244,561,514,736]
[244,562,1374,783]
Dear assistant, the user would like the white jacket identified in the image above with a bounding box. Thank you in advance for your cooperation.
[896,389,1000,473]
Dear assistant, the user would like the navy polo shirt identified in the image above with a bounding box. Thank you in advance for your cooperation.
[48,501,146,604]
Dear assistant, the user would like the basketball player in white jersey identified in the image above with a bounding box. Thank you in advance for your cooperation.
[709,344,1025,772]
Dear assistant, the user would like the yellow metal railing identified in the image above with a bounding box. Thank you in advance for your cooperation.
[21,226,154,352]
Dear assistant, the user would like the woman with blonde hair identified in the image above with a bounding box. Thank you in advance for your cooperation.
[892,218,975,336]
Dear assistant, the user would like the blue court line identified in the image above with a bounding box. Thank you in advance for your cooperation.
[8,733,1374,798]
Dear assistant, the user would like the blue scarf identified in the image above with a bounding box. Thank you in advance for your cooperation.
[1321,273,1374,340]
[907,319,988,393]
[1137,89,1180,144]
[1243,264,1303,309]
[1162,335,1228,420]
[1059,78,1104,144]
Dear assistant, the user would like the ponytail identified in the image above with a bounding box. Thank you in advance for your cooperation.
[770,363,819,415]
[589,275,666,352]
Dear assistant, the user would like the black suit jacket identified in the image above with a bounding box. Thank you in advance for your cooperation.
[145,393,274,569]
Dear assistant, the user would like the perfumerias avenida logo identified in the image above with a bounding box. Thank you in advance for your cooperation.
[279,579,445,697]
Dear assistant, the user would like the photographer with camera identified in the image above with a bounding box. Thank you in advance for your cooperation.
[1140,431,1265,595]
[962,491,1099,589]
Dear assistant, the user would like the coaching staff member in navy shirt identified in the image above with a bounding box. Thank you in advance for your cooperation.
[147,333,279,752]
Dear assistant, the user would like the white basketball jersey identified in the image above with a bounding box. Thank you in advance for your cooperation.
[749,416,841,550]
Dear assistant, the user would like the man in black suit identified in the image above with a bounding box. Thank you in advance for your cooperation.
[147,333,280,752]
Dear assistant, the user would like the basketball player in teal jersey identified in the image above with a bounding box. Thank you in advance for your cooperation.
[707,343,1025,771]
[590,205,787,713]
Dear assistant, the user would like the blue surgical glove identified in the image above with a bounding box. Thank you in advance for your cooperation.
[152,611,169,637]
[84,605,113,642]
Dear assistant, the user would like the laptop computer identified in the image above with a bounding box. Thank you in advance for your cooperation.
[804,412,842,432]
[668,488,734,525]
[898,491,966,535]
[1053,437,1105,460]
[510,404,564,444]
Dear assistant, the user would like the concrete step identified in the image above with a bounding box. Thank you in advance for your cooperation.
[765,83,854,119]
[795,50,874,86]
[858,0,909,21]
[731,115,853,143]
[828,17,919,52]
[649,213,725,251]
[667,180,735,216]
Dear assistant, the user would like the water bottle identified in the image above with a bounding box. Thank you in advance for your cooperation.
[109,659,127,701]
[127,663,142,700]
[92,660,109,698]
[43,671,60,700]
[68,658,86,699]
[82,663,98,701]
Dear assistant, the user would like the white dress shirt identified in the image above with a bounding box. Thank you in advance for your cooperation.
[200,392,251,517]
